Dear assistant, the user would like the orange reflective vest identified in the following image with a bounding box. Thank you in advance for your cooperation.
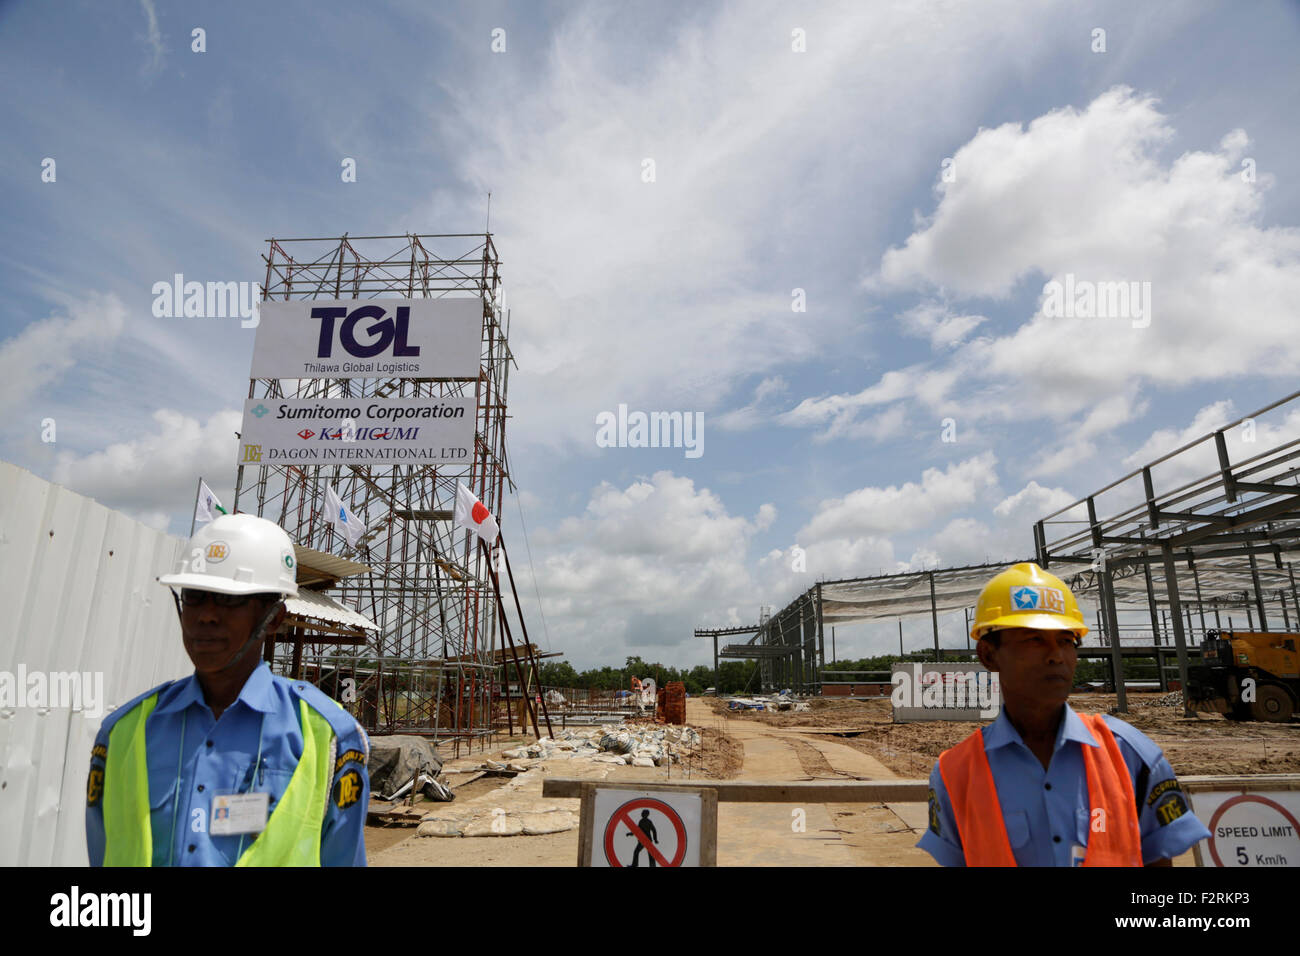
[937,713,1142,866]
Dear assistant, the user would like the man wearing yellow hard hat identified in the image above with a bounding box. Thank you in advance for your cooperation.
[917,563,1210,866]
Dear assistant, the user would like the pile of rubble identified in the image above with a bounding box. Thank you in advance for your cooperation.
[727,690,811,712]
[478,724,703,772]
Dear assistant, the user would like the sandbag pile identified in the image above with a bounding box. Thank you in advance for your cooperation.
[596,724,702,767]
[477,723,702,771]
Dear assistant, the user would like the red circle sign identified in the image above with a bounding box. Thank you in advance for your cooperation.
[1207,794,1300,867]
[603,798,688,867]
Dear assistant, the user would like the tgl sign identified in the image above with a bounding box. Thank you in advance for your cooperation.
[312,304,421,359]
[250,296,480,379]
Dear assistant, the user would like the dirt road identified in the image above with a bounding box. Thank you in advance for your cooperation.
[368,700,934,866]
[686,697,934,866]
[367,693,1251,865]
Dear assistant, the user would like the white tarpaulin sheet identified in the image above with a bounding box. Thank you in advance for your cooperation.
[819,563,1014,624]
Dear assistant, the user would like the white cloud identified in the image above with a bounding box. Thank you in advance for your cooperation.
[137,0,164,73]
[521,472,777,663]
[440,0,1085,453]
[866,86,1300,424]
[898,301,988,349]
[800,452,1000,542]
[778,367,923,438]
[715,377,789,432]
[994,480,1084,523]
[1122,400,1236,467]
[0,294,128,412]
[911,517,1020,568]
[1122,400,1300,494]
[51,408,241,531]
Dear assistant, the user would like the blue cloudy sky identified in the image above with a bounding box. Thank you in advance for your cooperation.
[3,1,1300,669]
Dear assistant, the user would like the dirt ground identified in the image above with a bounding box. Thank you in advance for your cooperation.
[362,691,1298,866]
[706,693,1300,776]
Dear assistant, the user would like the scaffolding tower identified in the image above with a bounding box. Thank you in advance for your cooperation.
[233,234,513,751]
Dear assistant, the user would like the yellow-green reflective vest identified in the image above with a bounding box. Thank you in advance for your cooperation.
[102,694,335,866]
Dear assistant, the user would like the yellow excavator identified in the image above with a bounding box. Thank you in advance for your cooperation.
[1187,630,1298,722]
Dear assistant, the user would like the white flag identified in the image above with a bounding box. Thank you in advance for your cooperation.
[454,481,499,545]
[195,480,227,525]
[325,484,366,549]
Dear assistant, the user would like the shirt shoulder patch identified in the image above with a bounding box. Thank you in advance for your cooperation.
[333,768,364,811]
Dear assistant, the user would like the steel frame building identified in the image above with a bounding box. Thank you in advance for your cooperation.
[233,234,513,750]
[702,390,1300,712]
[1036,389,1300,714]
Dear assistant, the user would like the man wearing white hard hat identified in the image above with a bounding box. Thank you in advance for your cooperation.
[86,513,370,866]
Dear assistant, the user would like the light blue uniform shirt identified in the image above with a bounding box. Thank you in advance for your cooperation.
[87,662,369,867]
[917,703,1210,866]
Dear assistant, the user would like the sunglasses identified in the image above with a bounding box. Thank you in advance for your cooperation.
[180,589,276,608]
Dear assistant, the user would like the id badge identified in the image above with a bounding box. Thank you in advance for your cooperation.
[211,792,270,836]
[1071,843,1086,867]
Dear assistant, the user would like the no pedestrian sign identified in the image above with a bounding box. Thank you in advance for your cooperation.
[582,786,715,867]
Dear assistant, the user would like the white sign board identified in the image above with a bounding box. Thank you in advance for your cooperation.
[891,662,1001,722]
[589,788,703,867]
[250,297,481,379]
[237,397,475,466]
[1188,789,1300,867]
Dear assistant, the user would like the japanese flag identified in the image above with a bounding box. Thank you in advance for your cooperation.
[455,482,499,545]
[325,484,366,549]
[195,479,227,525]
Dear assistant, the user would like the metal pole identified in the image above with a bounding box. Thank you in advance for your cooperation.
[1248,550,1269,631]
[815,584,825,696]
[499,538,554,738]
[1290,566,1300,631]
[188,475,203,537]
[1160,543,1194,717]
[898,619,903,658]
[1099,567,1128,713]
[1142,548,1161,646]
[1189,552,1207,632]
[831,626,836,665]
[480,539,540,738]
[713,633,719,692]
[929,571,941,663]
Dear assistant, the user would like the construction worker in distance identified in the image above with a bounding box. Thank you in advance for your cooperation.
[86,513,370,866]
[917,562,1210,867]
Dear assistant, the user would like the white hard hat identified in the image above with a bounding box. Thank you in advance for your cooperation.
[160,513,299,598]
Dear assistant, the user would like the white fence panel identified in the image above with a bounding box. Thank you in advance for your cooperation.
[0,462,192,866]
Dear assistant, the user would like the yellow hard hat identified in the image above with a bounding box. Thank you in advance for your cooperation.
[971,562,1087,642]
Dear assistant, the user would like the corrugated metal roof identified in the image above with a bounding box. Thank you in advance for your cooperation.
[286,587,379,631]
[294,544,371,583]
